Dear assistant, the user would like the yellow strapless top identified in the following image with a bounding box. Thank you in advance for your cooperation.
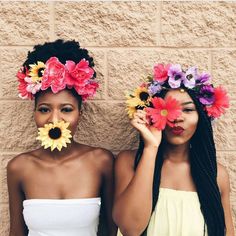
[117,188,207,236]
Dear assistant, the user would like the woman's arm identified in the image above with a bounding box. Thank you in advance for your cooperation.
[98,149,117,236]
[113,110,162,236]
[7,155,28,236]
[217,163,235,236]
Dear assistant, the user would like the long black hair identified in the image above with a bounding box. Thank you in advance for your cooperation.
[134,89,225,236]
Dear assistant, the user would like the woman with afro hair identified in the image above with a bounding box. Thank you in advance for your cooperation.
[7,39,117,236]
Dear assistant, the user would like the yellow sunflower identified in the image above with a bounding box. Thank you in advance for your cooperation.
[36,121,72,151]
[126,86,151,118]
[29,61,45,83]
[126,106,137,119]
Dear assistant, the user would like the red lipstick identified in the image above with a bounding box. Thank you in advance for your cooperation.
[171,126,184,135]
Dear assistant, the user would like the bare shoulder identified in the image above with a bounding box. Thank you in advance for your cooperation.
[7,151,37,182]
[88,145,114,163]
[93,147,115,172]
[7,152,32,173]
[115,150,137,173]
[78,144,115,173]
[113,150,137,199]
[217,163,230,194]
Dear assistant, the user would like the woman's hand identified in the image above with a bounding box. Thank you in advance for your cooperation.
[130,110,162,149]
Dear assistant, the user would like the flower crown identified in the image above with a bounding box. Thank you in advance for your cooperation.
[126,63,229,120]
[17,56,99,101]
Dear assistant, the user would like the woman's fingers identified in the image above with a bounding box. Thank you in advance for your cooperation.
[131,111,162,148]
[133,110,148,123]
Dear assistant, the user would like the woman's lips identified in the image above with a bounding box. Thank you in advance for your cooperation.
[171,126,184,135]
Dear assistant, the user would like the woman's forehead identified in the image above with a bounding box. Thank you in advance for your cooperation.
[165,89,193,104]
[37,90,78,104]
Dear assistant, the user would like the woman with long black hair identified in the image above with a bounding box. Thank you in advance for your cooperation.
[113,63,234,236]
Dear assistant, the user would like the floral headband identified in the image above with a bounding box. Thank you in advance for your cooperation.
[17,57,99,101]
[126,63,229,130]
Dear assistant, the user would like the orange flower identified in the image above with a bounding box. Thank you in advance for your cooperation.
[205,86,229,119]
[146,96,182,130]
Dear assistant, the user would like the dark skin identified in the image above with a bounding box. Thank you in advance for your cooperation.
[7,89,117,236]
[113,90,234,236]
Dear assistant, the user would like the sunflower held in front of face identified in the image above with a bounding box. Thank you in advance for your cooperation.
[36,120,72,151]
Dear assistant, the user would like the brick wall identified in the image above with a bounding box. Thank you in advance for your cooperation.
[0,1,235,234]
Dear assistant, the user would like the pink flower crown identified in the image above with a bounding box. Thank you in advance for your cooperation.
[17,56,99,101]
[126,63,230,122]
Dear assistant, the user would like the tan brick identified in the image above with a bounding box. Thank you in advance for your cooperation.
[217,151,236,206]
[0,155,15,171]
[212,50,236,100]
[214,101,236,151]
[0,101,39,151]
[0,155,14,203]
[0,170,8,204]
[107,49,210,99]
[75,101,139,151]
[0,203,9,236]
[161,2,236,47]
[55,1,158,46]
[0,2,50,45]
[88,50,106,100]
[0,48,30,99]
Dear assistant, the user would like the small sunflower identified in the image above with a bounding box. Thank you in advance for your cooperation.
[126,86,151,118]
[36,121,72,151]
[29,61,45,83]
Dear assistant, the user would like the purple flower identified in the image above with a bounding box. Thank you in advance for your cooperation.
[196,72,211,85]
[168,64,184,88]
[183,66,197,89]
[198,85,215,105]
[148,82,162,95]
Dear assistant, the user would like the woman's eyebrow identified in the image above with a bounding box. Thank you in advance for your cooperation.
[37,103,50,106]
[61,103,73,106]
[181,101,194,105]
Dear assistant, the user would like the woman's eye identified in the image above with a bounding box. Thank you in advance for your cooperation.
[183,108,195,113]
[38,107,49,113]
[61,107,73,113]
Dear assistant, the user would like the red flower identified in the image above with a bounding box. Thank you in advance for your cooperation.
[17,67,33,99]
[41,57,66,93]
[145,96,182,130]
[65,59,94,87]
[153,63,170,83]
[205,86,229,118]
[74,81,99,100]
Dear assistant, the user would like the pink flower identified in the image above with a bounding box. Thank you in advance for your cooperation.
[74,81,99,101]
[41,57,66,93]
[17,67,27,80]
[145,96,182,130]
[153,63,170,83]
[205,86,229,118]
[17,67,33,99]
[24,77,42,94]
[65,59,94,87]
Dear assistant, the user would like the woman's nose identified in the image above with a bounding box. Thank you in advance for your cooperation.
[49,110,61,123]
[174,111,184,124]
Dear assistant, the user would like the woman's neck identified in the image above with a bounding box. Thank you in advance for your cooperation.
[163,142,190,163]
[41,139,79,161]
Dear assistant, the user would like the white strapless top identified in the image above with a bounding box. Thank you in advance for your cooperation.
[23,198,101,236]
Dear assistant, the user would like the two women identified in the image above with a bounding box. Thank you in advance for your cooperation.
[7,41,234,236]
